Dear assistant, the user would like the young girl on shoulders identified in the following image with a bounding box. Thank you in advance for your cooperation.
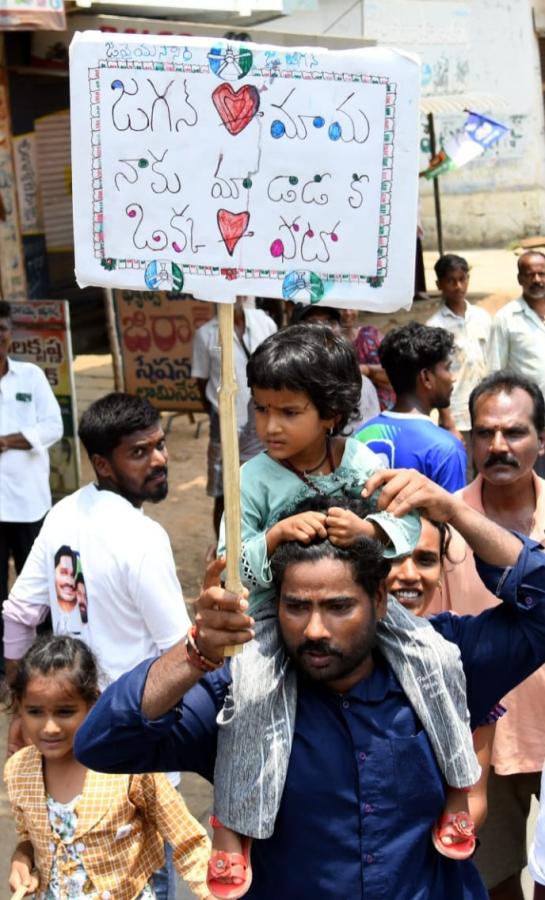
[5,634,211,900]
[206,324,481,899]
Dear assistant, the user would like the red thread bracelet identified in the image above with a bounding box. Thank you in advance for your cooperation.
[184,639,210,673]
[186,625,223,672]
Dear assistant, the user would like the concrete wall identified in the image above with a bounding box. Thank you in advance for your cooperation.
[254,0,545,249]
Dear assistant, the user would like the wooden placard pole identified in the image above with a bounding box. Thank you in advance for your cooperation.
[104,287,125,391]
[218,301,243,657]
[10,887,28,900]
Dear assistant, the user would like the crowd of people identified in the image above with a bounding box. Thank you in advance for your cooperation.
[2,251,545,899]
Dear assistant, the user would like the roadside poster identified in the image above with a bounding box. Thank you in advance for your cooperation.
[113,289,213,412]
[0,0,65,31]
[10,299,80,500]
[0,70,27,301]
[70,33,420,311]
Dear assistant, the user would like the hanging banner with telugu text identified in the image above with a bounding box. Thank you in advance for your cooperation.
[70,33,420,311]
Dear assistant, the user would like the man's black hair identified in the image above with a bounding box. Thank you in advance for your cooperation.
[270,495,390,598]
[78,392,161,460]
[246,323,361,435]
[378,321,454,396]
[290,303,342,325]
[0,300,11,319]
[292,491,378,519]
[434,254,469,281]
[469,370,545,433]
[54,544,76,568]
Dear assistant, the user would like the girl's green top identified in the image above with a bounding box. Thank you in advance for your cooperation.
[220,437,421,613]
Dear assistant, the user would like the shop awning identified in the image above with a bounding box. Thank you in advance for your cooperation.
[420,92,509,115]
[65,0,285,28]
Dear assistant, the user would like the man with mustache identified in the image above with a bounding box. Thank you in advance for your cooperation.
[2,392,191,897]
[490,250,545,476]
[431,370,545,900]
[76,468,545,899]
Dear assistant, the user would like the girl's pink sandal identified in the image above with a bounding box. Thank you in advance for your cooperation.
[207,816,253,900]
[432,811,476,860]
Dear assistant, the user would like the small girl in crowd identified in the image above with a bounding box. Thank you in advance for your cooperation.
[207,324,481,898]
[4,635,210,900]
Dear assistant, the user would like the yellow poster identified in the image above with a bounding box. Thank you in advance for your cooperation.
[10,300,79,500]
[114,290,212,412]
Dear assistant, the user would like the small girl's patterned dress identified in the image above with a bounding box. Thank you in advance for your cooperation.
[39,794,156,900]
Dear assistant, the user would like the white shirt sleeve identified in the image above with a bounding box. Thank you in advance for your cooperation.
[489,313,508,373]
[128,524,190,652]
[19,367,63,451]
[3,527,51,658]
[191,324,211,380]
[528,768,545,885]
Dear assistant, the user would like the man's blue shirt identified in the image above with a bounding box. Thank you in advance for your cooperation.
[75,538,545,900]
[355,411,467,492]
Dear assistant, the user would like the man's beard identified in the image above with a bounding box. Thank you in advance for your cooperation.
[283,617,378,685]
[143,469,169,503]
[116,467,169,505]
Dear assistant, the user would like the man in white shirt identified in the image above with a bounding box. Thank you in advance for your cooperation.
[490,252,545,389]
[427,254,491,457]
[3,391,190,899]
[491,251,545,477]
[191,298,276,537]
[3,391,190,685]
[0,300,63,662]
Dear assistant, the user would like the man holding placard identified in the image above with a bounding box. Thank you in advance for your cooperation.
[76,469,545,899]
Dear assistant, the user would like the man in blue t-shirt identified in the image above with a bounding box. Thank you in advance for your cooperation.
[355,321,466,492]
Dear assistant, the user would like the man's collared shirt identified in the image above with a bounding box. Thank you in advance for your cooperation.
[0,358,63,522]
[75,538,545,900]
[490,296,545,396]
[431,473,545,776]
[427,301,491,432]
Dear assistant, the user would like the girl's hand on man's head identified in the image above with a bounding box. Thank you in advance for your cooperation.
[326,507,370,546]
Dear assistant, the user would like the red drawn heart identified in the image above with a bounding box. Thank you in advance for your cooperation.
[212,84,260,136]
[217,209,250,257]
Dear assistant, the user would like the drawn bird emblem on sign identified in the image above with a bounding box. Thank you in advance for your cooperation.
[212,84,260,136]
[217,209,251,256]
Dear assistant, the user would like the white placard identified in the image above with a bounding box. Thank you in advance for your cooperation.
[70,33,420,310]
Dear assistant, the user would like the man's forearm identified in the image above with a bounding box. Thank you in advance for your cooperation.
[0,432,31,451]
[140,557,253,721]
[450,499,521,567]
[141,640,203,720]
